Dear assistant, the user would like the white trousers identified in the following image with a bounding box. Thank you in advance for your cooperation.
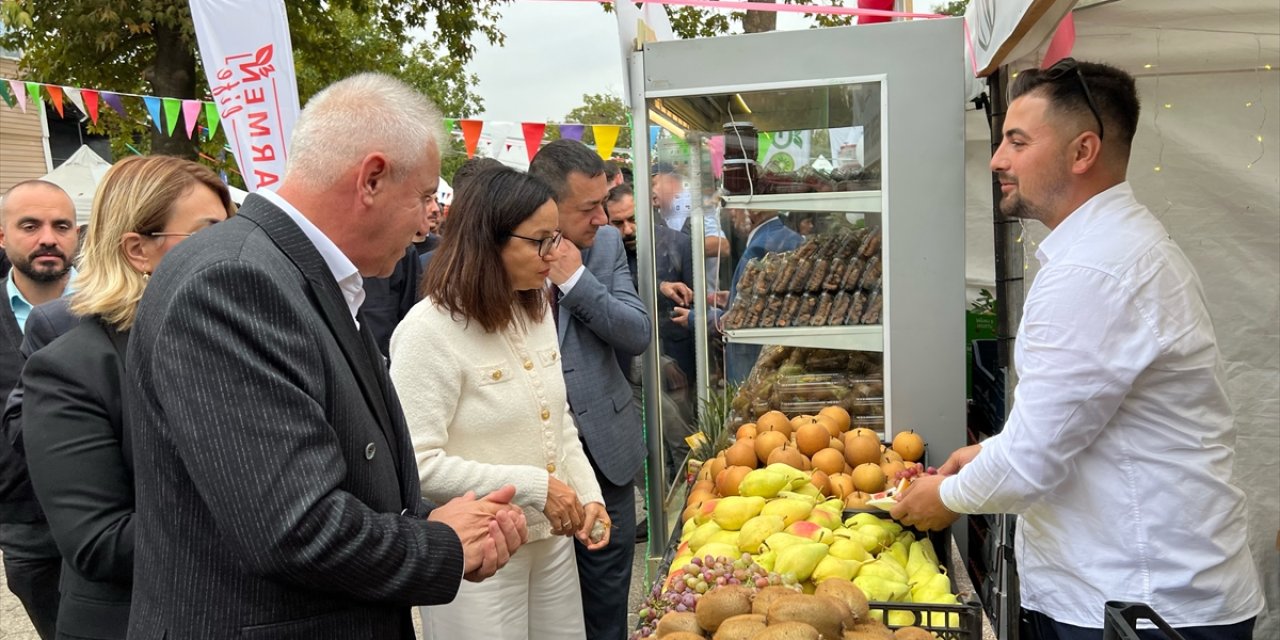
[420,535,586,640]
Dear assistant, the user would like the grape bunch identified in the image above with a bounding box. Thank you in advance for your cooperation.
[630,554,798,639]
[893,462,938,484]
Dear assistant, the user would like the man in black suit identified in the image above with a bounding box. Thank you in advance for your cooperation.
[124,73,527,639]
[0,180,79,639]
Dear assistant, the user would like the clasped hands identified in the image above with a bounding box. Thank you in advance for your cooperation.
[428,485,528,582]
[546,475,610,551]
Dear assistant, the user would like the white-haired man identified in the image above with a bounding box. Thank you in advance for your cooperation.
[124,73,527,639]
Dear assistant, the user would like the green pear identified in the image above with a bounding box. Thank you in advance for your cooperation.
[896,531,915,547]
[911,572,952,602]
[853,575,909,601]
[686,521,723,553]
[918,537,940,565]
[805,507,843,531]
[886,539,910,567]
[887,609,916,625]
[680,517,698,540]
[857,524,893,550]
[810,555,863,583]
[694,499,720,525]
[764,531,813,553]
[791,482,824,499]
[844,528,883,553]
[765,462,810,488]
[776,490,819,506]
[754,549,777,572]
[710,529,743,547]
[828,538,871,562]
[774,542,829,582]
[761,497,814,526]
[738,469,790,498]
[858,558,908,583]
[712,496,766,531]
[784,520,835,545]
[874,552,909,579]
[906,540,932,578]
[737,514,787,554]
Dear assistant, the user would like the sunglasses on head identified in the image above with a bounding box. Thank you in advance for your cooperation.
[1043,58,1105,142]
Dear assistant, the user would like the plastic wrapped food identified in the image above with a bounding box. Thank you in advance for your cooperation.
[755,254,783,296]
[858,226,882,259]
[823,257,848,292]
[772,256,800,294]
[723,292,751,330]
[848,290,869,324]
[805,258,830,292]
[828,291,852,326]
[840,257,867,292]
[836,227,868,261]
[775,294,802,327]
[737,258,763,294]
[744,292,768,327]
[787,258,814,294]
[857,256,882,291]
[860,288,883,324]
[796,294,819,326]
[810,292,835,326]
[759,294,785,328]
[794,237,821,260]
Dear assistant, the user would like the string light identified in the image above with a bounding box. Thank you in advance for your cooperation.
[1163,103,1173,109]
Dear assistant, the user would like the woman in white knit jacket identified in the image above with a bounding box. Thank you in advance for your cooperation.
[390,166,608,640]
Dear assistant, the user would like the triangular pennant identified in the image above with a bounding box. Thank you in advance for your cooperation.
[592,124,621,161]
[25,82,40,109]
[64,87,86,116]
[0,81,14,109]
[101,92,127,117]
[757,131,774,163]
[181,100,203,139]
[162,97,182,136]
[560,124,584,142]
[82,90,100,125]
[142,96,164,132]
[9,80,27,112]
[459,119,484,159]
[204,102,220,139]
[486,121,513,160]
[521,122,547,163]
[45,85,64,117]
[444,118,456,133]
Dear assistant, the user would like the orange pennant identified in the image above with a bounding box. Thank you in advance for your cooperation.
[459,119,484,159]
[45,85,65,117]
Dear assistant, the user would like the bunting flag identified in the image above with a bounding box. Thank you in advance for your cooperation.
[757,131,774,163]
[459,119,484,158]
[101,91,127,117]
[25,82,40,109]
[204,101,221,139]
[162,97,182,136]
[82,90,100,125]
[486,121,514,160]
[45,85,65,117]
[142,96,164,132]
[9,80,26,112]
[64,87,86,116]
[182,100,203,138]
[708,134,725,177]
[521,122,547,163]
[560,123,584,142]
[0,81,14,109]
[444,118,456,133]
[592,124,621,160]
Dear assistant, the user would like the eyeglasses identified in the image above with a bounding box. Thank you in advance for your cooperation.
[146,232,194,239]
[507,230,563,257]
[1043,58,1104,141]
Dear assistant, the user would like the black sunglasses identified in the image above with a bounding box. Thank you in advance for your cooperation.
[1043,58,1104,142]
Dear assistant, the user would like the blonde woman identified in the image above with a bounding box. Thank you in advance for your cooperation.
[20,155,232,639]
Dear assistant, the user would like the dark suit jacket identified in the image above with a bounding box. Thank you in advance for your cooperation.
[0,296,78,524]
[125,194,464,639]
[360,245,422,357]
[557,224,651,486]
[24,315,132,638]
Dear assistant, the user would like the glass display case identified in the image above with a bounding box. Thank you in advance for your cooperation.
[627,18,967,546]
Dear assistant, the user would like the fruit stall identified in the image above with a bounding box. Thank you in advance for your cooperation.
[625,16,980,640]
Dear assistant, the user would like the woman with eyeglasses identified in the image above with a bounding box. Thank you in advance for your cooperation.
[390,166,606,639]
[20,155,233,639]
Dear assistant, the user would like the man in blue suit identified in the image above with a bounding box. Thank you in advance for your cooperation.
[723,208,803,383]
[529,141,650,639]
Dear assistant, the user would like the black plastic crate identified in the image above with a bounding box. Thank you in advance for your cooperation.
[971,338,1005,435]
[869,600,984,640]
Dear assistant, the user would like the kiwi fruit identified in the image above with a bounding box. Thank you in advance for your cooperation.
[767,593,852,639]
[894,627,935,640]
[754,621,821,640]
[711,613,766,640]
[655,611,704,637]
[751,585,802,616]
[694,585,753,632]
[815,578,871,622]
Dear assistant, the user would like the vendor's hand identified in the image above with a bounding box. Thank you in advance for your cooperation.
[671,306,689,328]
[660,281,695,306]
[709,291,729,308]
[890,474,959,532]
[547,240,583,286]
[939,444,983,475]
[577,502,612,551]
[544,475,585,535]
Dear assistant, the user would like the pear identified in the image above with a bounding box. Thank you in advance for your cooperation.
[857,524,893,550]
[910,572,952,602]
[754,549,777,572]
[791,482,824,499]
[885,540,910,568]
[680,517,698,540]
[917,537,940,566]
[763,532,812,553]
[858,558,908,583]
[853,575,909,601]
[736,514,786,554]
[709,529,743,547]
[828,538,871,562]
[712,496,766,531]
[761,497,814,526]
[773,542,829,582]
[810,555,863,583]
[784,520,835,545]
[765,462,810,488]
[886,610,916,626]
[686,521,723,553]
[905,540,932,579]
[738,468,790,498]
[805,507,843,531]
[776,490,819,506]
[694,499,721,525]
[844,528,884,554]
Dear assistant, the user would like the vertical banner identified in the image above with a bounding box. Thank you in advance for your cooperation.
[190,0,300,191]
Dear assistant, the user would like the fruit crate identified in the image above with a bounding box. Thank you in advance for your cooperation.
[868,600,984,640]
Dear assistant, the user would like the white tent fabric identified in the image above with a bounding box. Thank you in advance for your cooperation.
[39,145,112,226]
[963,1,1279,635]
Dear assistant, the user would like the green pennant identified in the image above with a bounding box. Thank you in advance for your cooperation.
[757,131,774,163]
[444,118,456,133]
[25,82,40,108]
[0,81,14,108]
[162,97,182,136]
[204,102,220,139]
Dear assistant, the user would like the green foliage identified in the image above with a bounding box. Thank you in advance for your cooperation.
[546,92,631,149]
[970,288,996,315]
[0,0,498,174]
[936,1,970,17]
[655,0,860,39]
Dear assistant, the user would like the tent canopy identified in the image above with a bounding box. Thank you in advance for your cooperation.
[39,145,112,227]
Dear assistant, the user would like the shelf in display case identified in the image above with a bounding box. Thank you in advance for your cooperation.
[723,324,883,352]
[721,190,882,213]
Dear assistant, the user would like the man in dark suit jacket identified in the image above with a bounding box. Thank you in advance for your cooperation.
[724,210,803,383]
[0,180,80,639]
[530,140,651,639]
[123,73,526,639]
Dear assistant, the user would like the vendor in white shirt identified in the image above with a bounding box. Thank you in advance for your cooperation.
[892,59,1263,640]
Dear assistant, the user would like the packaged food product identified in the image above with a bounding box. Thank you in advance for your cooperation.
[810,292,835,326]
[759,294,784,328]
[775,294,802,327]
[858,226,882,259]
[860,288,883,324]
[848,290,869,324]
[788,257,814,294]
[828,291,852,326]
[795,293,819,326]
[805,258,830,293]
[857,256,882,291]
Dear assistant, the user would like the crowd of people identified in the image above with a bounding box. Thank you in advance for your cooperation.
[0,58,1265,640]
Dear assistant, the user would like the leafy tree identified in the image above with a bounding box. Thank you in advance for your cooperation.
[936,1,971,17]
[547,92,631,152]
[0,0,501,178]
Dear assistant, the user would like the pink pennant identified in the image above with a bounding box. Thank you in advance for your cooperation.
[9,80,27,113]
[1041,13,1076,69]
[182,99,203,138]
